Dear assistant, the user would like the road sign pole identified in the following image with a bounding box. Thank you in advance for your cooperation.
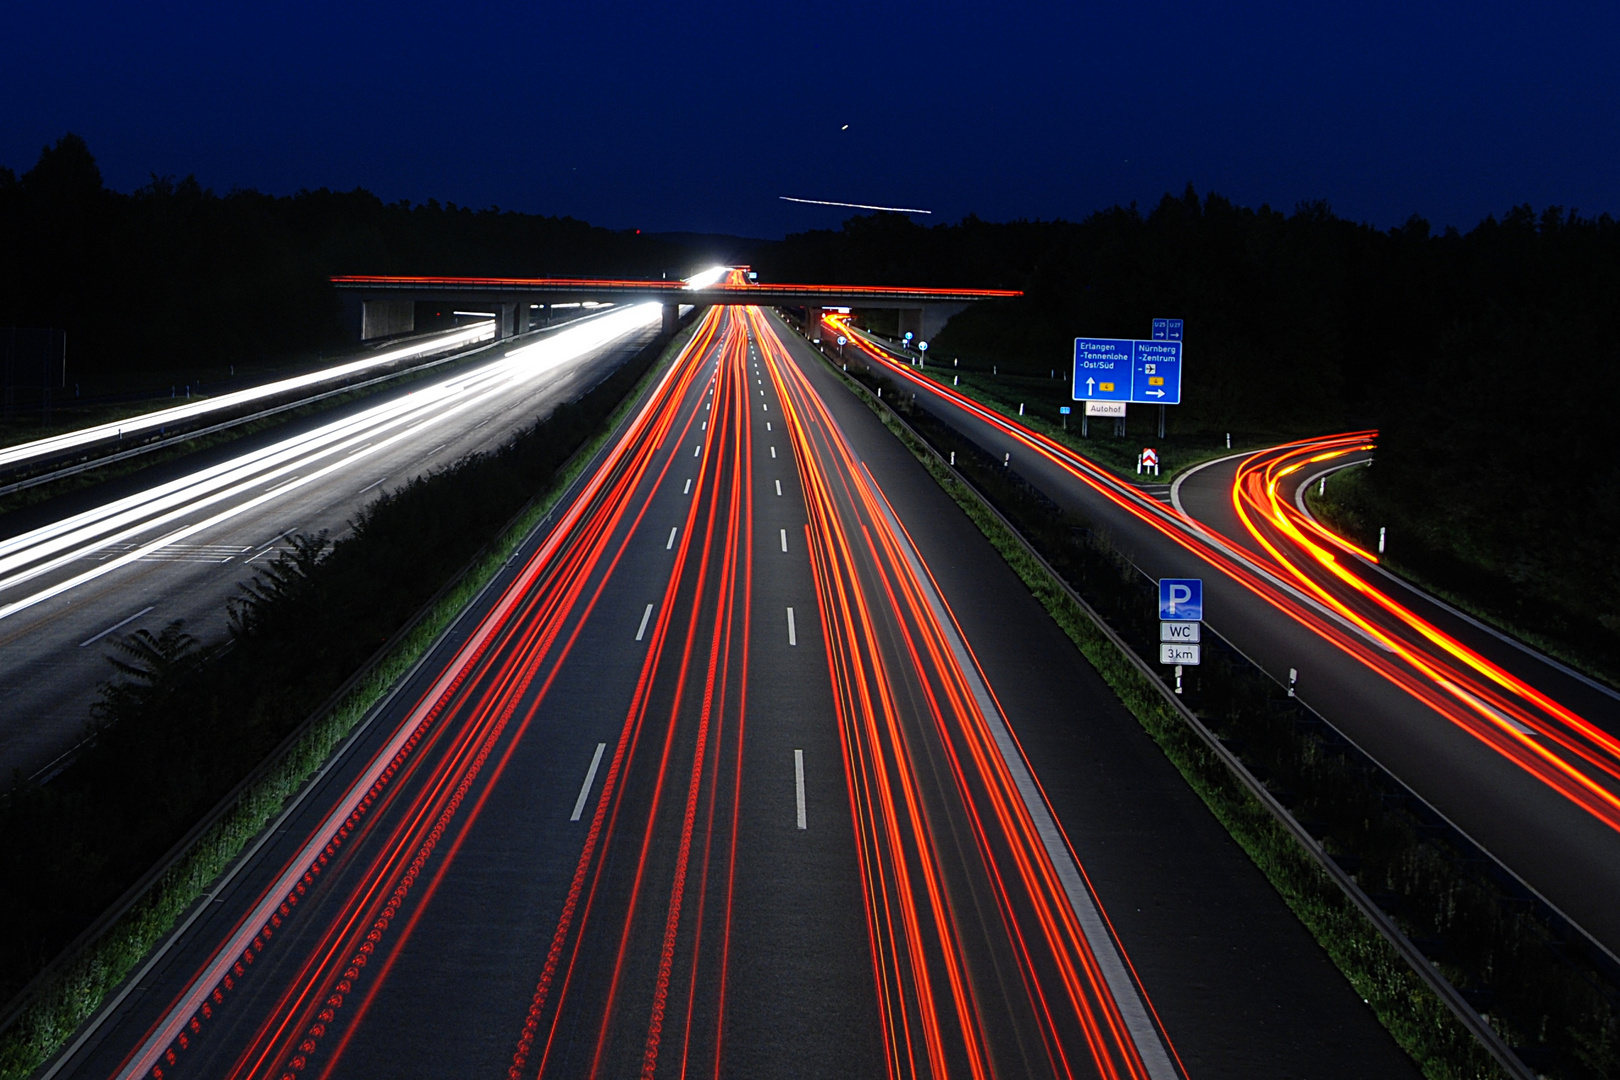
[1158,403,1165,439]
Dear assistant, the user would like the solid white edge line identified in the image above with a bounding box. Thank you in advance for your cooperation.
[77,606,155,648]
[794,749,807,829]
[636,602,655,641]
[863,473,1179,1079]
[571,743,607,821]
[87,304,692,1080]
[786,606,797,646]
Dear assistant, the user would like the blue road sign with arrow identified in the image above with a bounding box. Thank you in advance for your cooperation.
[1073,338,1182,405]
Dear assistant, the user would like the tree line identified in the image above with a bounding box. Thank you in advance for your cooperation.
[759,195,1620,673]
[0,134,692,383]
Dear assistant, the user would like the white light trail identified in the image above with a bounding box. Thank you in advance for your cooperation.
[0,322,497,474]
[779,196,932,214]
[0,304,662,621]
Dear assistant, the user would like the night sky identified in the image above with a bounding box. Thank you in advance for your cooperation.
[3,0,1615,237]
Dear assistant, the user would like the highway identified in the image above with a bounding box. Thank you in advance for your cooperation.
[47,303,1418,1079]
[0,305,663,780]
[826,317,1620,958]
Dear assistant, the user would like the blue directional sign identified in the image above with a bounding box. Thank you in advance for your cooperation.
[1073,338,1182,405]
[1158,578,1203,621]
[1168,319,1183,341]
[1151,318,1185,341]
[1059,406,1071,414]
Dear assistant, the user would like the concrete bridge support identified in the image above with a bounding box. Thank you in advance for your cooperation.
[897,303,968,344]
[360,299,415,341]
[662,303,680,337]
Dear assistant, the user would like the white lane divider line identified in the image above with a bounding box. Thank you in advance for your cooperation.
[795,749,807,830]
[786,606,797,646]
[667,527,678,550]
[775,480,782,496]
[770,446,776,458]
[766,422,771,431]
[79,606,154,648]
[427,444,447,456]
[636,603,655,641]
[694,445,702,457]
[762,403,768,412]
[780,529,788,553]
[684,478,692,494]
[572,743,607,822]
[702,421,706,430]
[263,475,302,494]
[357,476,388,495]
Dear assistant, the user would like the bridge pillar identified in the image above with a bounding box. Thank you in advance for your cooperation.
[662,303,680,337]
[513,302,532,336]
[360,299,415,341]
[896,308,923,342]
[495,302,518,339]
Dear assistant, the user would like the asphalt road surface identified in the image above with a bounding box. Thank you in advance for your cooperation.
[0,305,662,780]
[49,306,1414,1080]
[831,321,1620,961]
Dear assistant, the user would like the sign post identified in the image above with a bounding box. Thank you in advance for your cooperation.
[1158,578,1203,694]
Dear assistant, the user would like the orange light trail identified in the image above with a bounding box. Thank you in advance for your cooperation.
[824,314,1620,835]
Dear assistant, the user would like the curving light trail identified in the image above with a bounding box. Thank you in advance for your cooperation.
[821,313,1620,835]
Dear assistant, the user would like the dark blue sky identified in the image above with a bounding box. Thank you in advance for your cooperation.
[4,0,1615,238]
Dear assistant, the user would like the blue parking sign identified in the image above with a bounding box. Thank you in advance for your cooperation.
[1158,578,1203,620]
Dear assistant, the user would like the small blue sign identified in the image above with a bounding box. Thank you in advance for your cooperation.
[1059,406,1071,414]
[1073,338,1183,405]
[1158,578,1203,621]
[1168,319,1183,341]
[1152,319,1169,340]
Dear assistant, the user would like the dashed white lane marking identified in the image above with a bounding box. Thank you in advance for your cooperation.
[766,422,771,431]
[684,478,692,494]
[780,529,788,553]
[795,749,807,830]
[694,445,702,457]
[786,606,797,646]
[571,743,607,821]
[357,476,388,495]
[775,480,782,496]
[636,603,655,641]
[667,527,678,550]
[770,446,776,458]
[79,606,154,648]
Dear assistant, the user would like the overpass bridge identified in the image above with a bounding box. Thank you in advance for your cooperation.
[331,274,1021,342]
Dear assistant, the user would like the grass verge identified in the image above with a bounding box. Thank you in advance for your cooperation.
[807,332,1515,1079]
[0,321,694,1080]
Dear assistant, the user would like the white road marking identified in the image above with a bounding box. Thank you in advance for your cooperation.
[786,606,797,646]
[79,606,154,648]
[636,603,655,641]
[795,749,807,829]
[775,480,782,496]
[357,476,388,495]
[762,403,767,412]
[766,422,771,431]
[572,743,607,821]
[780,529,788,553]
[694,445,701,457]
[667,527,678,550]
[684,478,692,494]
[770,446,776,458]
[263,475,302,494]
[427,443,447,456]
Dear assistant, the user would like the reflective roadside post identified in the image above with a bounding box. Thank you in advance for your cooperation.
[918,340,928,368]
[837,334,846,359]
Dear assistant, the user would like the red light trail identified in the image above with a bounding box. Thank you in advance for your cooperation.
[95,302,1175,1080]
[824,313,1620,837]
